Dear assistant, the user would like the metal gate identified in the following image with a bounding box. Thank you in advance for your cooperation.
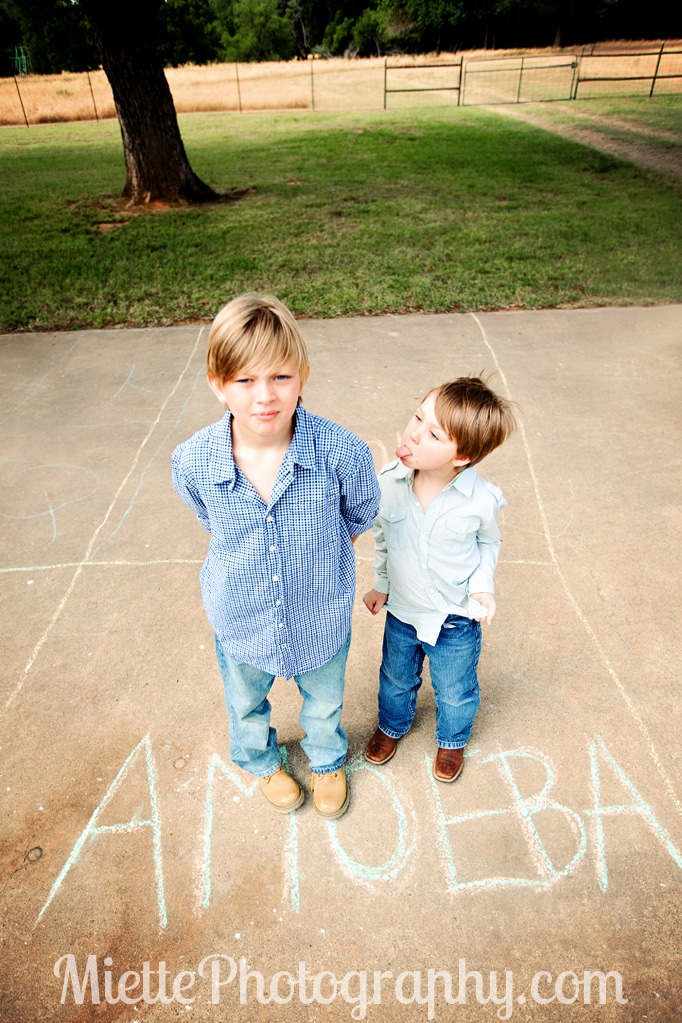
[461,54,578,105]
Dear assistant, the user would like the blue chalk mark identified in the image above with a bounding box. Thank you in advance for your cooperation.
[44,492,57,542]
[201,753,259,910]
[37,734,167,928]
[0,465,99,523]
[113,365,151,399]
[325,756,414,882]
[428,748,587,893]
[586,734,682,893]
[279,745,300,913]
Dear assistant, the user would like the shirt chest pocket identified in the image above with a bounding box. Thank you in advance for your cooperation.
[380,506,407,550]
[443,516,479,553]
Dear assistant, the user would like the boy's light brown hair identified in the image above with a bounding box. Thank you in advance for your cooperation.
[428,375,518,467]
[207,294,309,383]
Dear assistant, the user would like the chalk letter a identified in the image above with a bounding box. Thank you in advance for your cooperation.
[38,735,166,927]
[587,734,682,892]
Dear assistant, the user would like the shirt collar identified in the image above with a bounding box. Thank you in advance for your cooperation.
[394,460,477,496]
[207,406,315,484]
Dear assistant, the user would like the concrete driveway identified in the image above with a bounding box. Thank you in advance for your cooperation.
[1,306,681,1021]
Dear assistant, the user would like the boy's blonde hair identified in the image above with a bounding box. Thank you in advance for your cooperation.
[207,294,309,382]
[428,375,517,467]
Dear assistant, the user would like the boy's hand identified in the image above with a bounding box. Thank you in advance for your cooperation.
[364,589,388,615]
[470,592,496,624]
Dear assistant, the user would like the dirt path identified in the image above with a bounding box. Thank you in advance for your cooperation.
[486,101,682,181]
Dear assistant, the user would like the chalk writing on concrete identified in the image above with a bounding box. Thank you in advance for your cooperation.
[37,735,682,928]
[325,756,415,883]
[586,733,682,893]
[37,734,167,928]
[428,748,587,892]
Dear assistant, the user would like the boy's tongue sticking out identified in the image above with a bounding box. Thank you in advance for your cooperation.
[396,445,412,460]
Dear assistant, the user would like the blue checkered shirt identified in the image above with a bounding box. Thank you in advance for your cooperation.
[172,406,380,677]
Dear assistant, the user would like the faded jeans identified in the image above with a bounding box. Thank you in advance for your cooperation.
[215,632,350,777]
[377,612,481,749]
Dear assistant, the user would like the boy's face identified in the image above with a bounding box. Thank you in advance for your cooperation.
[397,392,470,476]
[208,359,309,445]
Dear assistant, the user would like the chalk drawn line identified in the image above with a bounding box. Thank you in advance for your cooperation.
[3,327,205,714]
[469,311,682,820]
[1,560,204,574]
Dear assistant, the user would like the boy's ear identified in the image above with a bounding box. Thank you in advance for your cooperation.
[452,455,470,469]
[207,373,228,405]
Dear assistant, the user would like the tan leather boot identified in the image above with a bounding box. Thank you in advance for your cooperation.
[258,767,304,813]
[310,769,349,819]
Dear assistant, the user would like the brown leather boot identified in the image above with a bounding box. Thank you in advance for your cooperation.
[364,727,399,765]
[433,747,464,783]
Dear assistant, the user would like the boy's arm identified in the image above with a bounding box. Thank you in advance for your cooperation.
[467,486,505,622]
[172,448,211,533]
[364,517,390,613]
[338,445,381,539]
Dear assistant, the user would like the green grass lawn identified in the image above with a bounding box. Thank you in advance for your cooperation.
[1,102,680,331]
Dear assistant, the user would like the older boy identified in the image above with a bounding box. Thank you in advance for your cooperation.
[173,294,379,818]
[363,377,516,782]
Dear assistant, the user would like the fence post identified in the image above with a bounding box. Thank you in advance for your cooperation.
[87,71,99,122]
[383,56,387,110]
[235,62,242,113]
[516,55,524,103]
[13,75,29,128]
[649,41,665,98]
[572,45,585,99]
[310,57,315,111]
[457,56,462,105]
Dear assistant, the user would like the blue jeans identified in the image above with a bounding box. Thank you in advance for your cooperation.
[215,632,350,778]
[377,612,482,749]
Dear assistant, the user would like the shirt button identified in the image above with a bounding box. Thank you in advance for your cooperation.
[278,623,284,629]
[266,516,274,522]
[272,575,278,582]
[276,600,281,606]
[269,545,276,552]
[421,563,426,569]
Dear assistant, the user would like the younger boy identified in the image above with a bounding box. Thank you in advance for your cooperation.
[363,376,516,782]
[172,294,379,818]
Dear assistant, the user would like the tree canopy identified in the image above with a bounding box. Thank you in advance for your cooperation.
[2,0,679,75]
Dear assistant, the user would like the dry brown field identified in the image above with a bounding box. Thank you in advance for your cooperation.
[1,41,681,127]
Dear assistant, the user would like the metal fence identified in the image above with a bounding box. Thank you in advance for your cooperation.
[2,45,681,127]
[383,44,682,108]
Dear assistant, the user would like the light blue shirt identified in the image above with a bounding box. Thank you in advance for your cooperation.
[373,460,507,645]
[172,407,380,677]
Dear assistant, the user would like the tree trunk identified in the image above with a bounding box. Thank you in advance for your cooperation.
[80,0,218,204]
